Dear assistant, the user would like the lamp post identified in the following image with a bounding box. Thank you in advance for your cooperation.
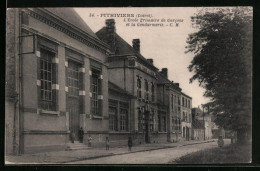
[203,106,205,140]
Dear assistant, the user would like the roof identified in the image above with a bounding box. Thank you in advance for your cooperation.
[192,119,205,129]
[44,8,99,39]
[181,92,192,99]
[108,82,134,97]
[96,27,158,70]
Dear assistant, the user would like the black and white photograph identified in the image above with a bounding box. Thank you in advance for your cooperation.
[5,6,252,165]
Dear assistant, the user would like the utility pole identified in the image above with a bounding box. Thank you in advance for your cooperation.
[203,106,205,140]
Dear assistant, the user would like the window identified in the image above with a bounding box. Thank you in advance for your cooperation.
[138,110,143,132]
[137,77,142,99]
[171,94,174,110]
[185,99,187,107]
[109,107,117,131]
[178,96,180,105]
[175,118,178,130]
[150,109,154,131]
[182,97,184,106]
[178,119,181,130]
[151,83,155,101]
[39,49,56,111]
[91,69,101,115]
[188,100,190,108]
[183,112,185,121]
[162,115,166,132]
[120,109,128,131]
[158,114,161,132]
[145,80,149,101]
[67,60,80,97]
[183,127,186,137]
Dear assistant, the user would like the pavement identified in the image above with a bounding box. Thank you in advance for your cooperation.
[5,139,220,164]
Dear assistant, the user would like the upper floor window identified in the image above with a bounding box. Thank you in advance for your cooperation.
[182,97,185,106]
[91,69,102,115]
[188,100,190,108]
[178,96,180,105]
[185,99,188,107]
[137,77,142,99]
[39,49,56,111]
[145,80,149,101]
[171,94,174,110]
[151,83,155,102]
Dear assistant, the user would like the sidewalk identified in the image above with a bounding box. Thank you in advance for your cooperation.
[5,139,217,164]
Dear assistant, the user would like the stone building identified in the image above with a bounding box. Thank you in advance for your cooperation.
[181,93,192,141]
[157,71,182,142]
[5,8,111,154]
[6,9,194,155]
[96,19,162,144]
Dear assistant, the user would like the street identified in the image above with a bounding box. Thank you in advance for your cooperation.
[67,140,230,164]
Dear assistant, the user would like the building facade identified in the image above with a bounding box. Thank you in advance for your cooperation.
[6,8,111,154]
[181,93,192,141]
[6,10,194,155]
[157,71,182,142]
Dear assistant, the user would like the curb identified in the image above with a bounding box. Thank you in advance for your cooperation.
[60,140,216,164]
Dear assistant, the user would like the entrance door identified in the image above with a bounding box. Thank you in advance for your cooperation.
[186,127,189,141]
[67,60,80,141]
[68,97,79,140]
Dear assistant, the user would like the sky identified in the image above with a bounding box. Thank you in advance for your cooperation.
[75,7,210,108]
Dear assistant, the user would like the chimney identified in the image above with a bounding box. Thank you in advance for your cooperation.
[132,39,140,53]
[105,19,116,52]
[161,68,168,78]
[147,58,153,65]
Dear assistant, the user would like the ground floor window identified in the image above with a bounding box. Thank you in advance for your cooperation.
[120,108,128,131]
[183,127,186,137]
[138,110,143,132]
[149,109,154,132]
[109,106,117,131]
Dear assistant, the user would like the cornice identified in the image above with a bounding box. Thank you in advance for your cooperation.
[24,8,110,55]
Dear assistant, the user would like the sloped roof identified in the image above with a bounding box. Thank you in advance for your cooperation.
[96,27,158,70]
[192,119,205,129]
[44,8,99,39]
[108,82,134,97]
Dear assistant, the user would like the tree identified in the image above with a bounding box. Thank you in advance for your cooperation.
[186,7,252,144]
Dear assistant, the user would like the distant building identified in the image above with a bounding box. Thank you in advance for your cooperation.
[191,119,205,140]
[191,107,212,140]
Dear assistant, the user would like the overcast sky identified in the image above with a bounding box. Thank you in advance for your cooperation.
[75,7,210,108]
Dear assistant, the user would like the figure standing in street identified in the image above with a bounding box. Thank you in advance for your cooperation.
[128,137,132,152]
[218,135,224,147]
[105,137,110,150]
[88,135,93,147]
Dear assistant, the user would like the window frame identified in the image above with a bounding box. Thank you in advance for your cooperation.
[39,48,57,111]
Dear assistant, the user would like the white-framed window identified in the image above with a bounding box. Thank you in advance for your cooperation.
[109,106,117,131]
[120,108,127,131]
[91,69,101,115]
[39,49,57,111]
